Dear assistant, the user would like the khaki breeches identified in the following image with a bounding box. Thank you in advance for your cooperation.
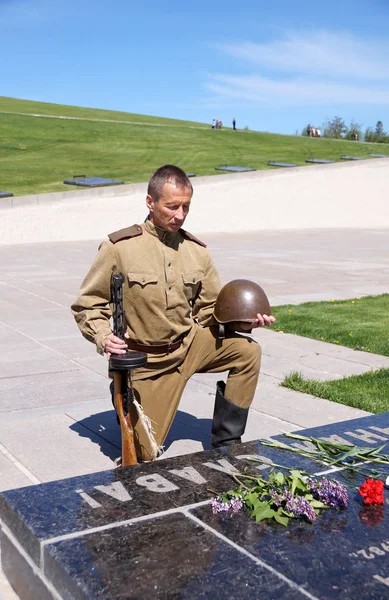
[128,325,262,461]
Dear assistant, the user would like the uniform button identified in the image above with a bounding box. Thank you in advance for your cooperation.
[168,286,172,290]
[168,262,171,267]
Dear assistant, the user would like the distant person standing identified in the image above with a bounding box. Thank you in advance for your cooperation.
[232,118,236,130]
[212,119,215,129]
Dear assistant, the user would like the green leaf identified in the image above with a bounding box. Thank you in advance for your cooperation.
[273,512,289,526]
[274,471,285,485]
[253,504,276,522]
[245,491,259,508]
[289,469,304,479]
[310,499,327,509]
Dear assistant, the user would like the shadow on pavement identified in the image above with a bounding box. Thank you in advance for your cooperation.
[69,409,212,462]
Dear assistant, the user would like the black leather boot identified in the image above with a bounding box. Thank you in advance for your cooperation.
[211,381,249,448]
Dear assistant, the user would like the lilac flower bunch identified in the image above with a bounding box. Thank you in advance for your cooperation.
[211,496,243,515]
[210,467,351,527]
[285,494,317,522]
[270,489,317,521]
[307,477,348,508]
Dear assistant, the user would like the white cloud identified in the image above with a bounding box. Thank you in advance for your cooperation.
[207,31,389,107]
[217,31,389,80]
[207,74,389,107]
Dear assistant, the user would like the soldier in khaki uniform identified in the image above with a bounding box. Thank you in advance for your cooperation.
[71,165,274,461]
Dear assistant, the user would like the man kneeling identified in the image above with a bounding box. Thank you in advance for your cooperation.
[71,165,274,461]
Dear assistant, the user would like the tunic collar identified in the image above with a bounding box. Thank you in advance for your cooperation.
[143,218,180,245]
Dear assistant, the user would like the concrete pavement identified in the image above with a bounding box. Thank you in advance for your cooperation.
[1,227,388,496]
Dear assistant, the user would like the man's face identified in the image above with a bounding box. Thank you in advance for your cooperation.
[146,181,192,232]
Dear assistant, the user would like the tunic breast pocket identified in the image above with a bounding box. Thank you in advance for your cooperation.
[182,270,203,303]
[127,272,158,289]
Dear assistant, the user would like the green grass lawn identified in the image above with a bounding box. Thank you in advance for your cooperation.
[273,294,389,356]
[272,295,389,413]
[282,370,389,413]
[2,96,389,196]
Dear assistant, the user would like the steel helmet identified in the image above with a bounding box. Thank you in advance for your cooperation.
[214,279,271,334]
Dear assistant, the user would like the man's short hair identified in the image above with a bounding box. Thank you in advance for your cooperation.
[147,165,193,201]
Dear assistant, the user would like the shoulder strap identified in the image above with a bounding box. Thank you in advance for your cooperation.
[108,224,143,244]
[180,228,207,248]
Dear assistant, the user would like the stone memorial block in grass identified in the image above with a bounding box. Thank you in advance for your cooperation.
[305,159,336,164]
[268,161,298,168]
[64,176,125,188]
[340,156,365,161]
[215,165,256,173]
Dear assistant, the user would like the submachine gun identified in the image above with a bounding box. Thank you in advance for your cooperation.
[110,273,147,466]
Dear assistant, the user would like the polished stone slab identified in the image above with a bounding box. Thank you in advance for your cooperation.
[1,412,389,599]
[305,158,336,164]
[214,165,256,172]
[268,161,298,167]
[63,177,124,187]
[44,513,306,600]
[0,191,13,198]
[340,155,365,161]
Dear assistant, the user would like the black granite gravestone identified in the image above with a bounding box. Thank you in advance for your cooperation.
[1,413,389,599]
[340,156,365,161]
[305,159,336,164]
[0,191,13,198]
[215,166,256,173]
[63,177,124,187]
[268,161,298,168]
[368,154,388,158]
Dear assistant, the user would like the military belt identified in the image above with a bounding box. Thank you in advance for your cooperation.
[126,333,188,355]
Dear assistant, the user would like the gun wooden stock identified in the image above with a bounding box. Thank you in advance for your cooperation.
[113,372,138,466]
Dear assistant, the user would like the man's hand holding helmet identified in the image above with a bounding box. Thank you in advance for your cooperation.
[240,312,275,329]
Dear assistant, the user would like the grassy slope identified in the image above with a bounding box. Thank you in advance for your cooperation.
[1,96,389,196]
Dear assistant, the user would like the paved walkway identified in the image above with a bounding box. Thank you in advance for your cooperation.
[1,227,389,599]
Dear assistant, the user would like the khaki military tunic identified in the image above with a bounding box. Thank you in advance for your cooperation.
[71,219,221,379]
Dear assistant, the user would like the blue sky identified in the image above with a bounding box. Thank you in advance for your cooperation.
[1,0,388,134]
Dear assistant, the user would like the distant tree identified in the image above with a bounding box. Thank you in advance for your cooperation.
[323,116,347,139]
[375,120,385,139]
[364,127,376,143]
[365,121,389,143]
[373,120,389,142]
[345,120,362,141]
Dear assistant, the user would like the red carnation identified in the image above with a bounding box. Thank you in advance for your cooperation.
[358,478,384,506]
